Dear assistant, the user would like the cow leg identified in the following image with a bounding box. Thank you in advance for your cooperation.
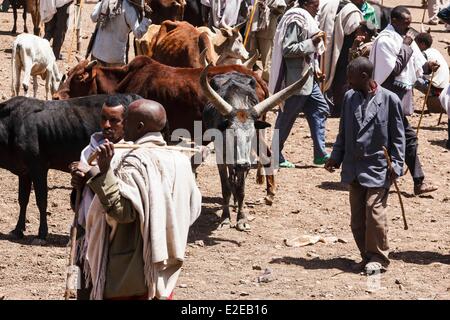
[22,2,28,33]
[13,59,21,96]
[31,169,49,240]
[22,57,32,97]
[235,170,249,232]
[217,164,232,227]
[10,175,32,239]
[12,3,17,34]
[33,75,38,98]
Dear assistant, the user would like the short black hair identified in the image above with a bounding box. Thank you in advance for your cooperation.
[104,93,142,117]
[298,0,314,7]
[348,57,374,78]
[415,32,433,48]
[391,6,411,20]
[359,20,378,38]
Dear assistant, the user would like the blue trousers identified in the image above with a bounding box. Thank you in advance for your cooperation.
[272,82,329,163]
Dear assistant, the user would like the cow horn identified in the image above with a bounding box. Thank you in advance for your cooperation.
[200,48,209,66]
[243,51,259,69]
[86,60,98,70]
[233,21,246,32]
[75,54,83,62]
[199,64,233,116]
[252,67,313,117]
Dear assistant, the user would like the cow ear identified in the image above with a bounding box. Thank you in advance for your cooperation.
[254,120,271,129]
[60,73,67,83]
[218,119,230,131]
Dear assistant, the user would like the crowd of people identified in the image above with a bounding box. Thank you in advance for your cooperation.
[2,0,448,300]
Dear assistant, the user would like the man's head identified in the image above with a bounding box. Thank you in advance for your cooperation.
[347,57,374,92]
[101,95,138,143]
[391,6,411,35]
[351,0,365,9]
[299,0,320,17]
[415,32,433,51]
[124,99,167,142]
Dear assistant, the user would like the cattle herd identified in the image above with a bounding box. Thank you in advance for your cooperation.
[0,0,448,264]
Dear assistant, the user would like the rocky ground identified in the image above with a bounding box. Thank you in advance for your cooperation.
[0,0,449,300]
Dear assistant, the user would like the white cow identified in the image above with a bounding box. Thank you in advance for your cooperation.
[11,33,62,100]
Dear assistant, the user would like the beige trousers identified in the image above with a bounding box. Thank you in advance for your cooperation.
[349,181,390,266]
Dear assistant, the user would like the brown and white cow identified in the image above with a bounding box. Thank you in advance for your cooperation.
[135,20,249,68]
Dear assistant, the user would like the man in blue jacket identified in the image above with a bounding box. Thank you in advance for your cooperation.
[325,57,405,274]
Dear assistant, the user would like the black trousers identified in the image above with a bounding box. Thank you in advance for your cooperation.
[44,2,71,59]
[403,115,424,185]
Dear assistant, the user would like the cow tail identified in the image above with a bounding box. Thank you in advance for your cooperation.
[198,32,214,66]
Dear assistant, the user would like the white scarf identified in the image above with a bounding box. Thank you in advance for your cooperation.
[370,24,426,90]
[85,132,202,300]
[268,7,324,94]
[323,2,363,92]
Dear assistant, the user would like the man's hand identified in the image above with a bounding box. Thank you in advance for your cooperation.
[315,70,326,81]
[403,35,413,46]
[69,161,87,190]
[352,35,365,50]
[312,31,325,46]
[324,158,339,173]
[427,60,440,72]
[388,167,399,181]
[96,140,115,174]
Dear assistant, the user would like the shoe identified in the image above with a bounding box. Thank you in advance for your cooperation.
[313,153,330,165]
[364,261,387,275]
[438,5,450,25]
[414,182,438,195]
[427,20,438,25]
[279,160,295,168]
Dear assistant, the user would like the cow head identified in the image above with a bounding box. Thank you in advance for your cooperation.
[212,22,249,64]
[149,0,186,23]
[200,64,312,169]
[53,60,98,100]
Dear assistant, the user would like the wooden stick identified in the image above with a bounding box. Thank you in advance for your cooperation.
[416,71,435,137]
[64,189,82,300]
[87,143,201,166]
[437,112,444,126]
[320,32,327,93]
[383,146,408,230]
[243,0,259,48]
[68,0,84,64]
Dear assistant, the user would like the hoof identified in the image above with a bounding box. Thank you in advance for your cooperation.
[31,238,47,246]
[264,194,274,206]
[9,229,24,239]
[218,218,231,229]
[236,220,251,232]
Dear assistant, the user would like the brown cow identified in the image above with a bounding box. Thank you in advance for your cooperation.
[54,56,276,202]
[149,0,186,24]
[11,0,40,35]
[136,20,249,68]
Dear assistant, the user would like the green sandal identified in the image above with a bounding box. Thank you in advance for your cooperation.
[314,154,330,165]
[279,160,295,168]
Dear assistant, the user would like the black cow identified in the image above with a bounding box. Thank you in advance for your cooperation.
[200,67,311,231]
[0,94,139,241]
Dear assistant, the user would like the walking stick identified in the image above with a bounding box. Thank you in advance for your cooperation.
[416,71,435,137]
[437,112,444,126]
[64,188,82,300]
[383,146,408,230]
[320,32,327,93]
[243,0,259,48]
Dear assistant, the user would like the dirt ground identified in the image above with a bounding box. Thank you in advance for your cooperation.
[0,0,449,300]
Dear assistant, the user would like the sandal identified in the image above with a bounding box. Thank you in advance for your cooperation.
[279,160,295,168]
[364,261,386,275]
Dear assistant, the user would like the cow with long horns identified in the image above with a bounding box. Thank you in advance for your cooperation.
[200,65,312,231]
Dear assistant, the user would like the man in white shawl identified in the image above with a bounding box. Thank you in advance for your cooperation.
[84,99,202,300]
[40,0,74,60]
[202,0,245,27]
[269,0,329,168]
[369,6,440,196]
[69,94,139,299]
[322,0,364,117]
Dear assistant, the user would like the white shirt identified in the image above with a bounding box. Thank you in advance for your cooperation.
[91,0,151,64]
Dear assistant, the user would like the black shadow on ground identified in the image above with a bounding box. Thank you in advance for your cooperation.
[317,181,349,192]
[390,251,450,265]
[0,231,68,247]
[269,256,359,274]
